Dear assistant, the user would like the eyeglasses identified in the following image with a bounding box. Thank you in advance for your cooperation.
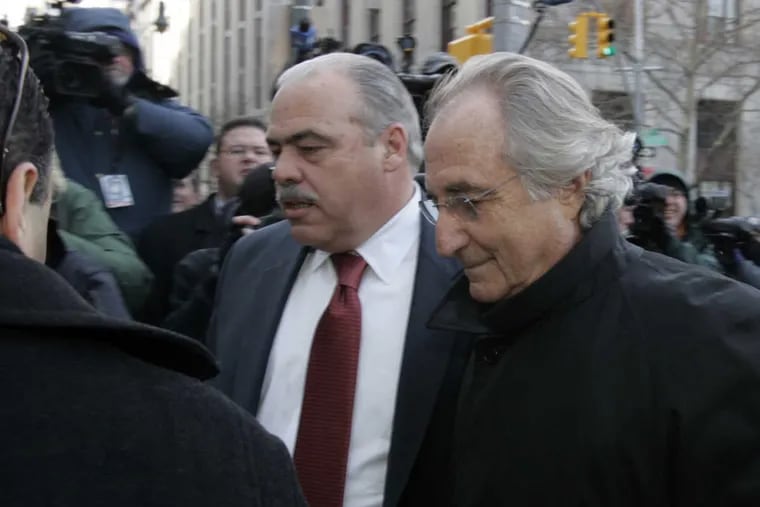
[419,174,520,225]
[220,145,270,158]
[0,25,29,216]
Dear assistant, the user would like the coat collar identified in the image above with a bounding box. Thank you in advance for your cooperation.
[429,212,622,336]
[193,194,222,233]
[0,236,218,380]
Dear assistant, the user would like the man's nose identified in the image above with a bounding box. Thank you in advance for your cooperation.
[435,211,469,258]
[272,149,302,184]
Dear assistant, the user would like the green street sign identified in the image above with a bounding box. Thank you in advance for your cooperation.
[641,128,668,147]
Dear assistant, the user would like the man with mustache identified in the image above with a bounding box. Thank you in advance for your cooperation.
[208,53,473,507]
[422,52,760,506]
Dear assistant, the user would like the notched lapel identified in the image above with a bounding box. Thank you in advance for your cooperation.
[215,225,309,414]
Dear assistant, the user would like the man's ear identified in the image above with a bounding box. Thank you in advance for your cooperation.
[559,170,592,205]
[0,162,40,245]
[210,157,220,177]
[381,123,409,173]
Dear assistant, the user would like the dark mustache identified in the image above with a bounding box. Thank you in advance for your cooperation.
[276,184,319,204]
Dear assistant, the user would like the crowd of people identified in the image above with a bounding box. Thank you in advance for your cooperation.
[4,6,760,507]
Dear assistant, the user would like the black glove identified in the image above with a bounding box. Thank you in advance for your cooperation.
[90,72,134,116]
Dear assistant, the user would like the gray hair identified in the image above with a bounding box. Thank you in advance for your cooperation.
[276,53,424,172]
[426,53,636,229]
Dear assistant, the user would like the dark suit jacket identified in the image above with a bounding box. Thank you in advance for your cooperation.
[138,195,228,324]
[208,217,473,507]
[0,236,305,506]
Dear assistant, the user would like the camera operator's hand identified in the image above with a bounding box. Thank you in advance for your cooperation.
[90,71,134,116]
[636,210,675,253]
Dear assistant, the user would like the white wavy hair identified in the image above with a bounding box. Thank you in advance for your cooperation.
[276,53,424,173]
[426,53,637,229]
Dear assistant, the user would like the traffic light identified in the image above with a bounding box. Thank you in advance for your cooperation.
[568,15,589,59]
[447,17,493,64]
[597,16,615,58]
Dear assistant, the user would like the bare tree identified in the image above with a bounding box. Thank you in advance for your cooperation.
[525,0,760,213]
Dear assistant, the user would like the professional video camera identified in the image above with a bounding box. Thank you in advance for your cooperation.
[18,0,123,98]
[702,216,760,267]
[624,182,672,252]
[352,42,458,140]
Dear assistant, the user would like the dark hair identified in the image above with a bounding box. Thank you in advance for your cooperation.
[215,116,268,154]
[0,46,53,204]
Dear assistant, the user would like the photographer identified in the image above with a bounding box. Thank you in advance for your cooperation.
[627,171,719,270]
[25,7,213,239]
[702,216,760,290]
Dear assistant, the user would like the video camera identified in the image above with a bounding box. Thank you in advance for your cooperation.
[352,42,458,140]
[702,216,760,266]
[18,0,122,98]
[624,182,672,250]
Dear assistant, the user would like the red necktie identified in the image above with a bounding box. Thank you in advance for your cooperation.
[294,253,368,507]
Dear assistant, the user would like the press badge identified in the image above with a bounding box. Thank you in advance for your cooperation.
[98,174,134,209]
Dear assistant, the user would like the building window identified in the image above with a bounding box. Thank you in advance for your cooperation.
[199,31,205,88]
[341,0,351,45]
[697,99,737,213]
[255,0,262,11]
[254,17,262,109]
[210,84,217,121]
[224,36,231,118]
[441,0,456,51]
[239,0,246,21]
[238,26,246,68]
[485,0,493,17]
[211,24,217,84]
[368,8,381,43]
[225,0,232,31]
[705,0,739,43]
[402,0,415,35]
[238,71,246,115]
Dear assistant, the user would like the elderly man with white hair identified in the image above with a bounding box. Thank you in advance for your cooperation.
[423,53,760,506]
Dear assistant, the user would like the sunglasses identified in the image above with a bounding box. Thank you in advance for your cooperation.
[0,25,30,215]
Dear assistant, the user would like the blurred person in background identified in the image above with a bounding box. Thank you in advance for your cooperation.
[50,159,152,316]
[163,162,282,341]
[47,163,130,319]
[172,175,200,212]
[138,117,272,324]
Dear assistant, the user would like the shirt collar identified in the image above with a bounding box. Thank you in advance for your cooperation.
[307,183,421,284]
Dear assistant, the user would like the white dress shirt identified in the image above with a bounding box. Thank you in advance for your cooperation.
[257,184,421,507]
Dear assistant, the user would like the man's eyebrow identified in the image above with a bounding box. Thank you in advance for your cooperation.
[443,181,487,194]
[267,130,332,146]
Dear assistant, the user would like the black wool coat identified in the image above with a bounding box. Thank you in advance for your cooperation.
[137,195,228,324]
[429,213,760,507]
[0,237,305,507]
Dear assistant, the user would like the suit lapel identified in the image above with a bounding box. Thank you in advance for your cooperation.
[228,233,309,413]
[384,219,462,507]
[193,196,217,233]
